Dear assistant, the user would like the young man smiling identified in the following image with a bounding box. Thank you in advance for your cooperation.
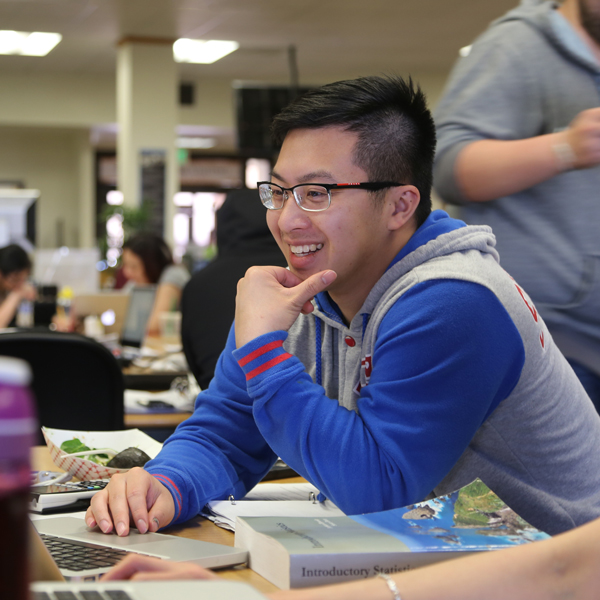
[88,76,600,537]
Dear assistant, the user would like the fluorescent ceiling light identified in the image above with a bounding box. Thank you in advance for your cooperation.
[173,39,238,64]
[0,30,62,56]
[176,136,216,149]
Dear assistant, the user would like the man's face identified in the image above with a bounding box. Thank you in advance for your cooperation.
[267,126,395,305]
[579,0,600,45]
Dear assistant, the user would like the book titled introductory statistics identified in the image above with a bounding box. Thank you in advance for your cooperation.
[234,479,550,589]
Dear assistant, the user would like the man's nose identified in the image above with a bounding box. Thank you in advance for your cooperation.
[277,190,309,228]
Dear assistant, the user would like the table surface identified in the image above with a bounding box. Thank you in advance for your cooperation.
[32,446,300,594]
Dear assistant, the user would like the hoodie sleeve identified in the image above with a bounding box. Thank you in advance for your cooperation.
[236,279,525,515]
[144,325,278,525]
[434,20,546,205]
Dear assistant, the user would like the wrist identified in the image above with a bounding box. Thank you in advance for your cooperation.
[551,134,577,172]
[378,573,402,600]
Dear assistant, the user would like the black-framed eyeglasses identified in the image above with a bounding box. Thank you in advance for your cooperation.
[257,181,404,212]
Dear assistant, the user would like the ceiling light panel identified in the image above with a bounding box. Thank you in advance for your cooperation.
[173,39,238,64]
[0,30,62,56]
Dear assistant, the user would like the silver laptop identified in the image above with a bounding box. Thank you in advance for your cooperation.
[33,516,248,581]
[31,580,269,600]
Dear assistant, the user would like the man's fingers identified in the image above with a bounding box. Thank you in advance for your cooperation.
[293,270,337,307]
[147,491,176,532]
[87,469,165,537]
[123,468,156,535]
[88,476,125,534]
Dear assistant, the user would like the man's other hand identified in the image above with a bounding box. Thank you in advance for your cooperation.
[85,467,175,536]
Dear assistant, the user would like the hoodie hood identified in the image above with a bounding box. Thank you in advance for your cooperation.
[492,0,600,72]
[216,189,282,258]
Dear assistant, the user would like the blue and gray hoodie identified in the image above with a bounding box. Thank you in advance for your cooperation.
[146,211,600,535]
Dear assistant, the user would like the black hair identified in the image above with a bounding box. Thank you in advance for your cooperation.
[271,75,436,226]
[122,232,173,284]
[0,244,32,276]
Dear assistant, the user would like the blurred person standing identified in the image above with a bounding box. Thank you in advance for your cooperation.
[181,189,287,390]
[122,232,190,337]
[0,244,36,328]
[434,0,600,409]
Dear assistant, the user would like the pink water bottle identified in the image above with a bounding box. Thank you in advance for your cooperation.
[0,356,37,600]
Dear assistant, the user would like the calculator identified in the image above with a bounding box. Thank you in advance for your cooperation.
[30,480,110,514]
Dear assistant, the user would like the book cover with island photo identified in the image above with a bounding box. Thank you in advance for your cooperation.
[234,479,550,589]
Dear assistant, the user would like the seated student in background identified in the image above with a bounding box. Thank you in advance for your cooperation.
[88,75,600,540]
[102,512,600,599]
[0,243,36,328]
[181,189,287,390]
[121,232,190,337]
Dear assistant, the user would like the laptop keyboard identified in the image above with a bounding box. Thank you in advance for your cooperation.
[32,591,132,600]
[41,533,137,572]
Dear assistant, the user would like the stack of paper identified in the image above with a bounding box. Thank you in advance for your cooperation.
[201,483,345,532]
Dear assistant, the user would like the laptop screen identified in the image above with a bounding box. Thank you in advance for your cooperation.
[120,286,156,348]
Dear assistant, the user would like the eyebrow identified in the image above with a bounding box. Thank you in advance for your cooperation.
[270,169,336,184]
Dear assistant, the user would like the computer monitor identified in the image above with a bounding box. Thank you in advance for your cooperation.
[0,188,38,250]
[33,247,100,294]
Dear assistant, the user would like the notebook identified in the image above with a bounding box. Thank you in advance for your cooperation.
[32,515,248,581]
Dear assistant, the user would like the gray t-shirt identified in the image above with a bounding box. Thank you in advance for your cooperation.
[159,264,190,290]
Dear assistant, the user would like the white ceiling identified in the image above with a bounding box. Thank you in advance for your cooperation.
[0,0,517,84]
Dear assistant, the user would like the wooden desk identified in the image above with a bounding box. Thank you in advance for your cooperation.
[124,411,191,429]
[31,446,295,594]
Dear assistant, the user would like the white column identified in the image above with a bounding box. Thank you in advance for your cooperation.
[76,130,95,248]
[116,38,178,244]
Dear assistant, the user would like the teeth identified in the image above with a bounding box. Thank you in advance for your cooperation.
[291,243,323,255]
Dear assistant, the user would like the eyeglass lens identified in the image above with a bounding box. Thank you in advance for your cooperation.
[259,184,331,212]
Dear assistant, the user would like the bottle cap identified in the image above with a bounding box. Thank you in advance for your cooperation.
[0,356,32,386]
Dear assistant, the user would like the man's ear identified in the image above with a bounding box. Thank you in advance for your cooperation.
[387,185,420,231]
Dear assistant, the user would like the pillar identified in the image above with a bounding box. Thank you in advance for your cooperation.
[116,38,178,245]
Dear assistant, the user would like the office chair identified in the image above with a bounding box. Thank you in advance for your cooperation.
[0,330,125,443]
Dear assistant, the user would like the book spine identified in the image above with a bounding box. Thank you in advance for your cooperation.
[288,551,469,589]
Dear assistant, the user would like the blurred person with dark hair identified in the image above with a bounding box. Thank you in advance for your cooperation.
[434,0,600,410]
[181,189,286,390]
[122,232,190,337]
[0,243,35,328]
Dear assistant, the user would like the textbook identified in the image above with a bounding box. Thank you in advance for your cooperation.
[234,479,550,589]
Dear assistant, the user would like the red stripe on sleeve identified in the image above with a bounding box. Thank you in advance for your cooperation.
[246,353,292,380]
[238,339,284,367]
[153,474,182,517]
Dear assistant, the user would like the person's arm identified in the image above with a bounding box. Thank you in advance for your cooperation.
[454,108,600,202]
[271,516,600,600]
[146,282,181,337]
[235,277,525,514]
[0,282,36,328]
[87,324,283,534]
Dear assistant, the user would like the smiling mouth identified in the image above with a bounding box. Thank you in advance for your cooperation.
[290,243,323,257]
